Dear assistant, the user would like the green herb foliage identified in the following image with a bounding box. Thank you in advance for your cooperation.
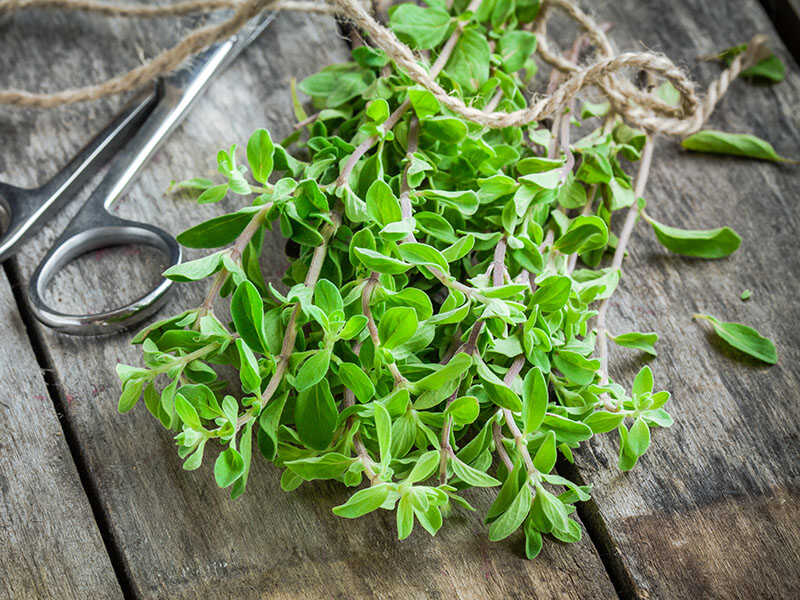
[115,3,780,557]
[694,314,778,364]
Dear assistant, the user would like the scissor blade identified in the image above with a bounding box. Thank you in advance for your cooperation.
[165,11,276,92]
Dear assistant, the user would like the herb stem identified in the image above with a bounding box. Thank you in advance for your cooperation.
[199,202,273,315]
[260,215,341,405]
[500,356,536,475]
[335,0,481,188]
[492,421,515,472]
[492,236,508,287]
[439,389,459,484]
[292,111,320,131]
[151,342,220,375]
[343,378,379,484]
[595,135,655,408]
[399,115,420,244]
[362,272,407,386]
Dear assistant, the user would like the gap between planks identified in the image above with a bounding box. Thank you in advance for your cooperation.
[2,259,138,600]
[757,0,800,63]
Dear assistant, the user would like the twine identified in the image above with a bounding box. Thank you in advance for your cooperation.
[0,0,770,135]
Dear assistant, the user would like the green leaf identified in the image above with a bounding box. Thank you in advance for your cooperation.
[487,382,524,412]
[695,314,778,364]
[177,209,257,249]
[314,279,344,317]
[525,520,544,559]
[442,234,475,263]
[408,86,441,119]
[366,98,389,124]
[230,420,254,499]
[299,65,375,107]
[533,483,569,532]
[541,414,593,444]
[421,116,468,144]
[353,247,411,274]
[339,315,368,340]
[581,100,610,119]
[295,350,331,392]
[533,430,556,473]
[718,43,785,83]
[583,410,625,434]
[246,128,274,183]
[175,393,202,430]
[611,332,658,356]
[366,180,402,226]
[295,380,338,450]
[171,177,214,192]
[352,45,389,68]
[379,306,419,350]
[557,175,587,209]
[397,494,414,539]
[197,183,229,204]
[118,378,144,413]
[444,29,491,93]
[553,351,599,386]
[374,402,392,463]
[182,440,206,471]
[488,483,532,541]
[286,452,353,481]
[531,275,571,311]
[627,417,651,457]
[632,365,654,396]
[415,211,456,243]
[451,457,501,488]
[397,242,449,273]
[522,367,547,434]
[553,216,609,254]
[647,217,741,259]
[230,280,268,355]
[338,362,375,403]
[333,484,392,518]
[681,130,792,162]
[406,450,440,483]
[742,53,785,83]
[413,353,473,392]
[497,30,537,72]
[257,391,288,461]
[420,189,479,216]
[214,447,245,488]
[389,4,451,49]
[236,339,261,394]
[446,395,480,425]
[576,150,613,184]
[163,251,224,282]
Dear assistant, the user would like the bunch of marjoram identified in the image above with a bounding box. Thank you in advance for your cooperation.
[116,1,782,557]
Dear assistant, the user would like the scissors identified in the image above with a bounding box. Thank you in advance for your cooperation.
[0,12,275,335]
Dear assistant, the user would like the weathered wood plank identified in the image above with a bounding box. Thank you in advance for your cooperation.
[561,0,800,597]
[0,270,123,600]
[1,10,617,598]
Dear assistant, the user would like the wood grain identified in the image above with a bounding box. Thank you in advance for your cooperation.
[0,270,123,600]
[561,0,800,597]
[0,10,617,599]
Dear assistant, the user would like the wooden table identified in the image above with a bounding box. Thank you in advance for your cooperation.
[1,2,798,598]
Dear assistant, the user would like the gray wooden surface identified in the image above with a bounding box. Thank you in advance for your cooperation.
[570,1,800,598]
[0,1,798,599]
[0,272,123,600]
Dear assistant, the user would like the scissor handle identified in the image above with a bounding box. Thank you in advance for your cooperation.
[27,214,180,335]
[23,11,275,334]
